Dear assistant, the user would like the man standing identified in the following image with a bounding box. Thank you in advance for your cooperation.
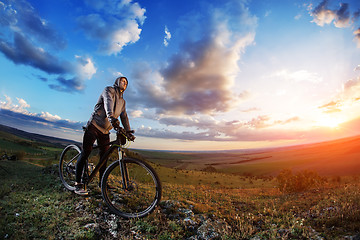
[75,76,134,195]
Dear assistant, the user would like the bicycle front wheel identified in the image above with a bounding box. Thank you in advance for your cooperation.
[59,144,81,191]
[101,158,162,218]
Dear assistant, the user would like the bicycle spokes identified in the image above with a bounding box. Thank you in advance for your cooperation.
[59,145,81,191]
[101,158,161,218]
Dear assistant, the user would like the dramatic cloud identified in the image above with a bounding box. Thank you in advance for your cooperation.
[310,0,360,46]
[131,0,257,115]
[310,1,351,27]
[0,32,69,74]
[0,0,66,49]
[78,0,146,55]
[0,0,94,93]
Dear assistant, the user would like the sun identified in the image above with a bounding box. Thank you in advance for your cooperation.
[316,117,343,128]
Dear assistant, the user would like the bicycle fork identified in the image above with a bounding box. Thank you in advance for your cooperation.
[118,147,130,190]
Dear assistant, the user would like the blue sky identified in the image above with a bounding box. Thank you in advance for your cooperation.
[1,0,360,151]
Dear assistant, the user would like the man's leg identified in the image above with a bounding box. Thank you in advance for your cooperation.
[75,127,96,195]
[98,133,110,184]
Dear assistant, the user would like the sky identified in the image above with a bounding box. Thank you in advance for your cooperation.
[1,0,360,151]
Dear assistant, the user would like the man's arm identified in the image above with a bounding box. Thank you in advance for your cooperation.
[120,110,131,131]
[102,87,116,120]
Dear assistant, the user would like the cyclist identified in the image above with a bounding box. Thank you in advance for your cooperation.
[75,76,135,195]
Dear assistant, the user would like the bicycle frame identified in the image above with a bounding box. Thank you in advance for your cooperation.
[83,133,131,190]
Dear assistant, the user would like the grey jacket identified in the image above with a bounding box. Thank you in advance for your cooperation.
[87,79,130,134]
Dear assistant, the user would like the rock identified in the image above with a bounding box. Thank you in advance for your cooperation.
[178,208,195,218]
[196,219,232,240]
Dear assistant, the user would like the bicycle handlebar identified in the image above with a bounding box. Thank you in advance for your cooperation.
[114,126,136,141]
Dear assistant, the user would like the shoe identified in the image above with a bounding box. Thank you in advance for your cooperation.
[74,183,89,196]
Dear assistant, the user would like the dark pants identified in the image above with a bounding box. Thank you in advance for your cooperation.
[76,124,110,183]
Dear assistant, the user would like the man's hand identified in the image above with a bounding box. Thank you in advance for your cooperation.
[109,117,120,128]
[127,130,136,141]
[128,134,136,141]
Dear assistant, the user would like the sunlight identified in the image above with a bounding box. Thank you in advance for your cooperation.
[316,117,343,128]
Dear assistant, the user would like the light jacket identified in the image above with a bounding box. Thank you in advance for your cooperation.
[87,79,130,134]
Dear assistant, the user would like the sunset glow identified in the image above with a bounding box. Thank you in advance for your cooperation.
[316,117,344,128]
[1,0,360,150]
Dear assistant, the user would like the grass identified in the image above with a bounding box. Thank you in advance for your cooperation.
[1,159,359,239]
[0,161,78,239]
[1,129,360,239]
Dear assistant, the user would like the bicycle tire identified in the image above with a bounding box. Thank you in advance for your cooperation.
[101,157,162,218]
[59,144,81,191]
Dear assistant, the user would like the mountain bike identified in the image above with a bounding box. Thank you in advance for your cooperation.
[58,127,162,219]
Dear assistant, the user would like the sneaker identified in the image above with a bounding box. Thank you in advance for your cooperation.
[74,183,89,196]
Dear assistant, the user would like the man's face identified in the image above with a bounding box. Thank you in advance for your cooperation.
[119,78,127,91]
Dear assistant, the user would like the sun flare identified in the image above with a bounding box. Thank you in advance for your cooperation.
[316,117,343,128]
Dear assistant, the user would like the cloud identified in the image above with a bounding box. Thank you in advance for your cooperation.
[318,100,342,113]
[131,0,257,115]
[354,28,360,47]
[0,95,31,114]
[241,107,260,113]
[0,0,66,50]
[49,76,85,93]
[0,32,69,74]
[40,111,62,121]
[136,125,220,141]
[334,3,351,28]
[343,77,360,92]
[75,56,97,80]
[136,116,306,142]
[77,0,146,55]
[0,0,94,93]
[310,1,351,27]
[164,26,171,47]
[274,69,323,83]
[310,0,360,46]
[130,110,143,118]
[0,95,84,134]
[135,113,302,142]
[310,0,336,26]
[318,69,360,114]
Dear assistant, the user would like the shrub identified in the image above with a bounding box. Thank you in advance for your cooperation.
[276,169,324,193]
[202,166,217,172]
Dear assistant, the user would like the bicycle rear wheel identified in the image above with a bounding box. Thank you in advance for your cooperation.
[101,158,162,218]
[59,144,81,191]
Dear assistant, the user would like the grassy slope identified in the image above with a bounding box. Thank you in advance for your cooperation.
[1,128,360,238]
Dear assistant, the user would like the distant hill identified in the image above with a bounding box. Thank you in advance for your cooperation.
[0,124,79,147]
[137,135,360,176]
